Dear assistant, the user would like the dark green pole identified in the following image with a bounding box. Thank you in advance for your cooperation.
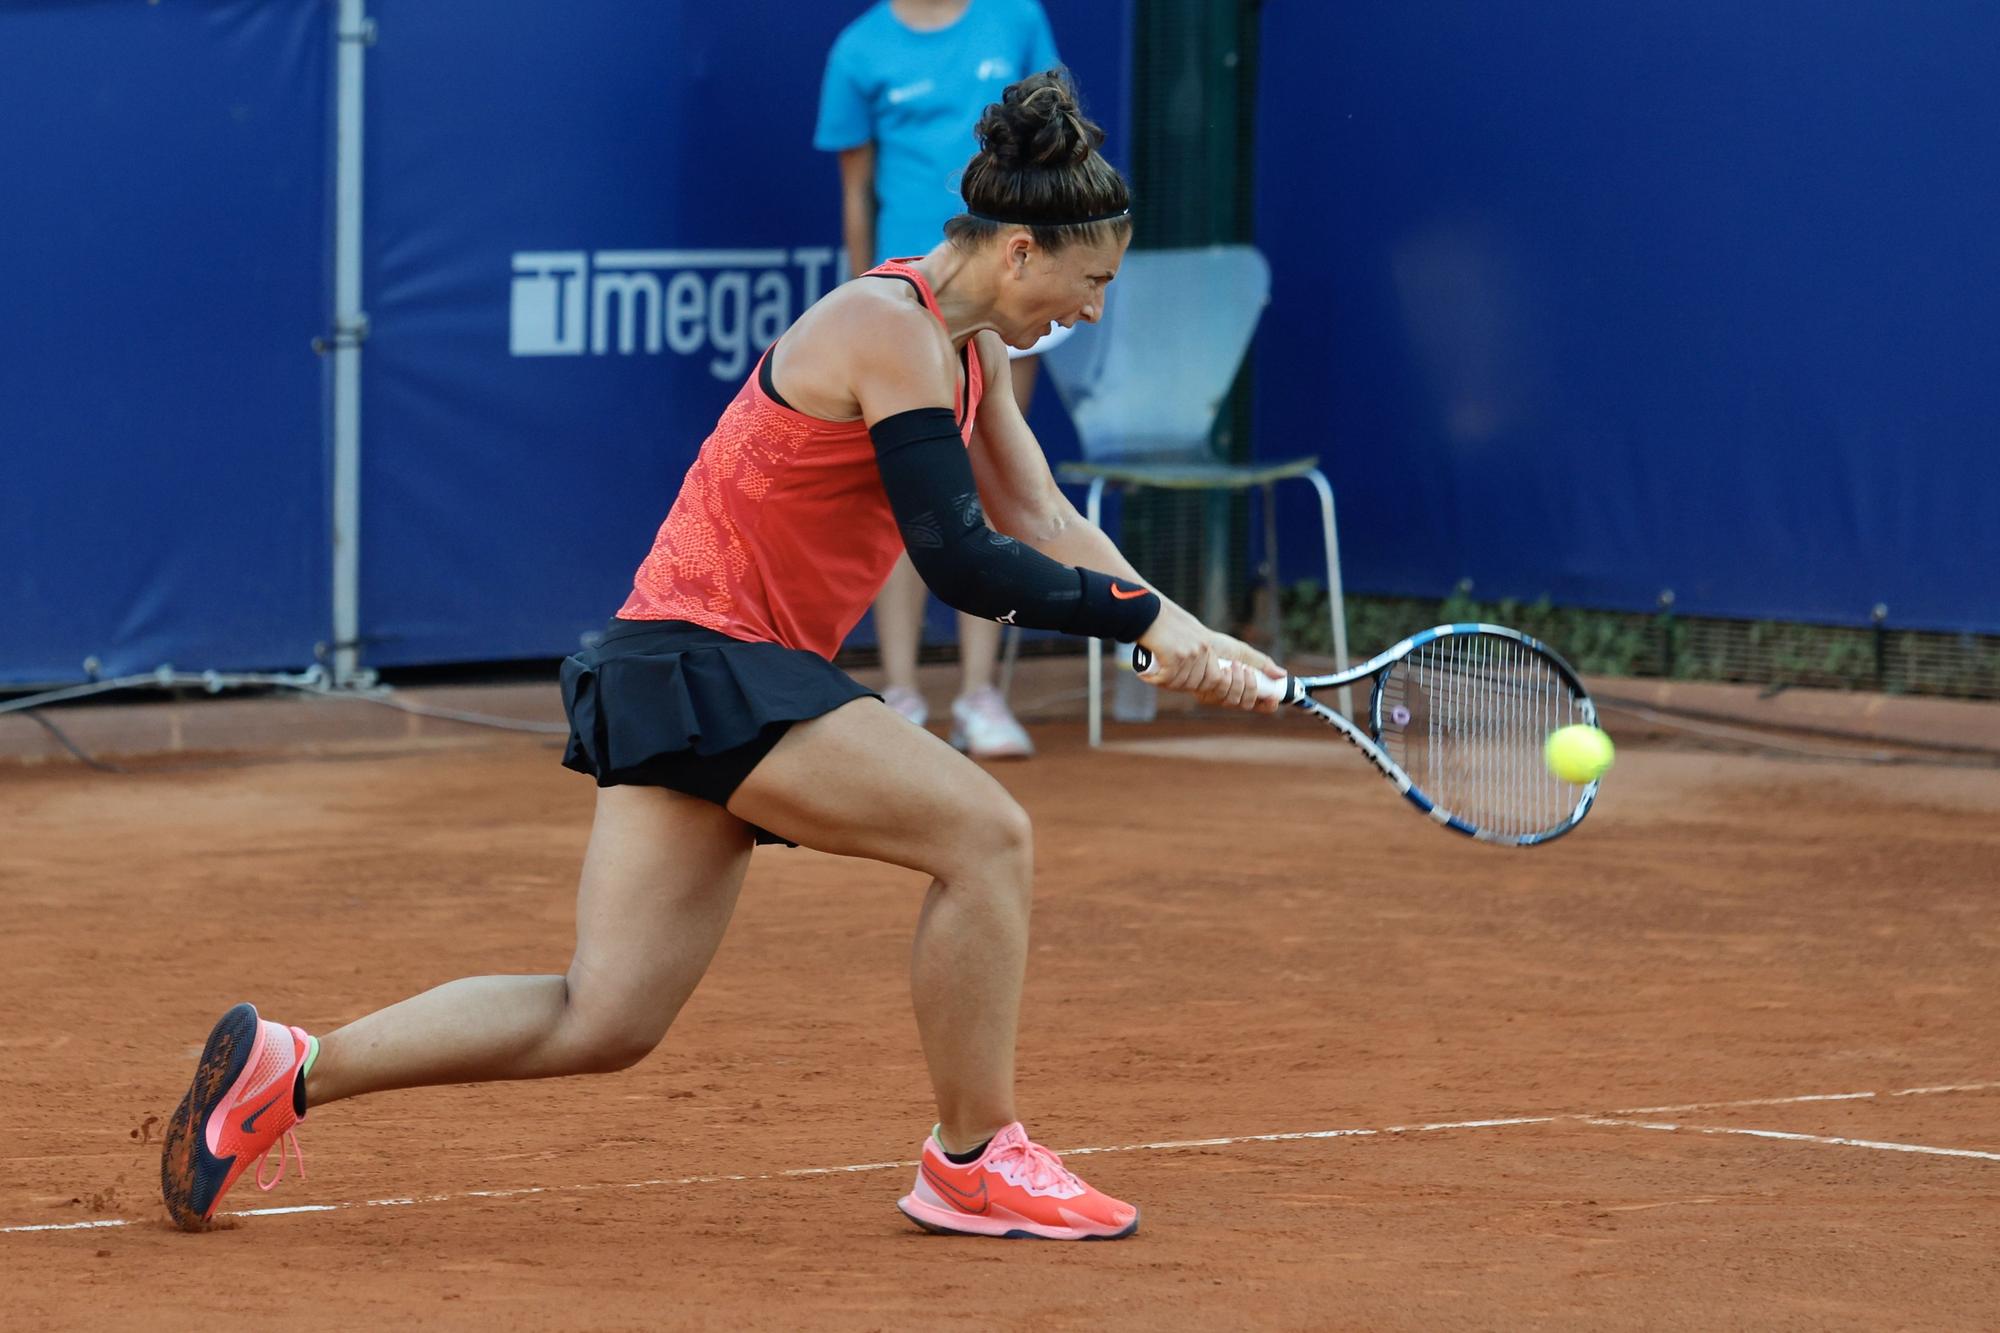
[1126,0,1261,625]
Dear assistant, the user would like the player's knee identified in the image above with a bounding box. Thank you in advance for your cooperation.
[947,798,1033,887]
[991,799,1034,867]
[560,996,669,1074]
[570,1021,662,1074]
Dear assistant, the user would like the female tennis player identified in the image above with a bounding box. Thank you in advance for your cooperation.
[161,70,1280,1242]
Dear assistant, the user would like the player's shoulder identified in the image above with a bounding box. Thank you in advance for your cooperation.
[824,276,952,365]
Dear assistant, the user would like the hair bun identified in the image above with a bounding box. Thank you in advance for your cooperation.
[951,68,1130,243]
[974,70,1102,170]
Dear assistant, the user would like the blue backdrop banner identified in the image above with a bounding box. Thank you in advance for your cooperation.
[0,1,330,685]
[1,0,1121,684]
[357,0,1124,666]
[1254,2,2000,633]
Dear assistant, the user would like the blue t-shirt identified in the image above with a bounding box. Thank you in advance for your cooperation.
[815,0,1061,265]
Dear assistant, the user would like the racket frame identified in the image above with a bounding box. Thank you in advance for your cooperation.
[1142,622,1600,846]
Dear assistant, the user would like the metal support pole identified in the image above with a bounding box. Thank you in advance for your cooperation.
[1871,603,1889,692]
[1657,589,1677,678]
[1086,477,1106,747]
[329,0,372,687]
[1261,481,1280,658]
[1201,488,1232,629]
[1304,468,1352,716]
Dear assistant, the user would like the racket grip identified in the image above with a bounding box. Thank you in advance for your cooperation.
[1131,647,1293,704]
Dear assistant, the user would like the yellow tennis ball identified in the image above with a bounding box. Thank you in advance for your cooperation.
[1544,725,1614,783]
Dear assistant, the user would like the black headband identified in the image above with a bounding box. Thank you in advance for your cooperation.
[966,207,1131,227]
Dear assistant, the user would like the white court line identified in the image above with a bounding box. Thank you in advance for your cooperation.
[6,1079,1994,1236]
[1612,1091,1875,1114]
[1612,1081,2000,1116]
[1584,1118,2000,1164]
[1060,1116,1559,1160]
[1893,1082,2000,1097]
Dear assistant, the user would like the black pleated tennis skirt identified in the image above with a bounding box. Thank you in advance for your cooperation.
[559,618,877,845]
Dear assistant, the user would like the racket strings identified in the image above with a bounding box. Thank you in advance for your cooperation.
[1382,635,1586,839]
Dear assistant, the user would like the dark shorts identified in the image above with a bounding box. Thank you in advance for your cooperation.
[559,619,877,845]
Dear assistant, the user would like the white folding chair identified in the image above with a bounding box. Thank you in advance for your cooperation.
[1040,245,1351,743]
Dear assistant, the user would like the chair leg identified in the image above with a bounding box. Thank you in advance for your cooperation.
[1305,468,1354,717]
[1085,476,1106,748]
[1262,482,1282,660]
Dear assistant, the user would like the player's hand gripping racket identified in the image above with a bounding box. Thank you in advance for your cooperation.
[1133,623,1601,845]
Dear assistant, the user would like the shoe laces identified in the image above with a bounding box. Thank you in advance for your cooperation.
[255,1128,307,1192]
[988,1131,1084,1198]
[957,688,1019,729]
[883,686,927,725]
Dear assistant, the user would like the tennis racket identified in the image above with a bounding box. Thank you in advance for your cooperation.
[1133,623,1601,845]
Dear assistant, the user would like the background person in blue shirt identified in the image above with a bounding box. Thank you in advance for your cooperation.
[816,0,1066,760]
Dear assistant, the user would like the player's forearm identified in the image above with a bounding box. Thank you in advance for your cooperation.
[1017,497,1149,588]
[872,409,1160,641]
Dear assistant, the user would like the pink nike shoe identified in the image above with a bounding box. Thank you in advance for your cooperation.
[897,1122,1139,1240]
[160,1003,316,1231]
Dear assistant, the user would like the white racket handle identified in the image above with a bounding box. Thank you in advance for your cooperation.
[1130,646,1293,704]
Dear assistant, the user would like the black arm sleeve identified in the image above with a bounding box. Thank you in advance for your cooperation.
[869,407,1161,642]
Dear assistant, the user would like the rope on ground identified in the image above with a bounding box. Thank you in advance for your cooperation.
[1,668,568,774]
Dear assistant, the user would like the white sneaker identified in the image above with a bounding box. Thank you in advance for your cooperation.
[882,686,928,727]
[950,687,1034,759]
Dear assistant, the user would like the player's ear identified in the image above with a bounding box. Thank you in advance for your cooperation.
[1005,230,1033,277]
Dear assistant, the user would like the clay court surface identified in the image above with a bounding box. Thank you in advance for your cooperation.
[3,692,1997,1330]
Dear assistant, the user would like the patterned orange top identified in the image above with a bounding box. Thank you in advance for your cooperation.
[618,260,984,659]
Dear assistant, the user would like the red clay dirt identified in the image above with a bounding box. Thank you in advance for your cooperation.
[2,703,1997,1330]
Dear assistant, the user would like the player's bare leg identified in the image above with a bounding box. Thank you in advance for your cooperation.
[729,699,1031,1152]
[733,698,1138,1239]
[305,787,755,1105]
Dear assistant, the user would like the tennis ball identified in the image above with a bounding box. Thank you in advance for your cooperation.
[1544,725,1614,783]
